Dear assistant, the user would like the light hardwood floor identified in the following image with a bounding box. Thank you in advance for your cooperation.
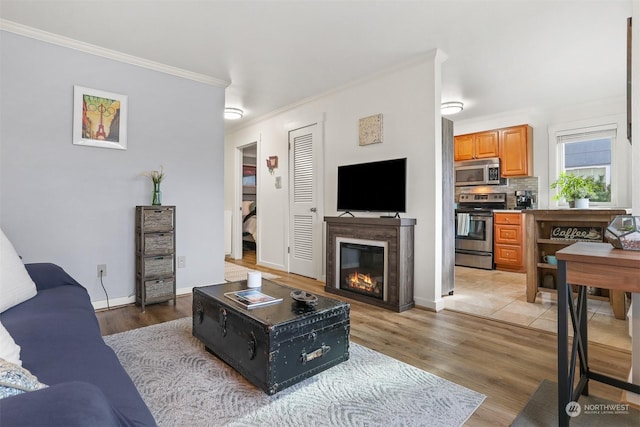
[96,251,632,426]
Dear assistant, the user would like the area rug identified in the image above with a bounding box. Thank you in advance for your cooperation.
[512,379,640,426]
[224,261,279,282]
[104,317,485,427]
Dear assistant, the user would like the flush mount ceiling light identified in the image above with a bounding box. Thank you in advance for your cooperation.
[441,102,464,115]
[224,107,244,120]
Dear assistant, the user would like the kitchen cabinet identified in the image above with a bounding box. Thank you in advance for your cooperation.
[455,124,533,178]
[499,125,533,177]
[454,130,499,161]
[494,212,525,272]
[524,209,629,319]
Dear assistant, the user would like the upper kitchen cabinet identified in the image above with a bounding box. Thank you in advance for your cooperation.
[454,130,499,161]
[455,124,533,178]
[499,125,533,177]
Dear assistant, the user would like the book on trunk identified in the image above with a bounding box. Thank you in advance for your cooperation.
[224,289,283,309]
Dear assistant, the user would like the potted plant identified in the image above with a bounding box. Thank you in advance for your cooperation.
[550,172,596,208]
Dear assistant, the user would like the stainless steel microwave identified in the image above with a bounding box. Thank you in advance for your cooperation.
[454,158,501,186]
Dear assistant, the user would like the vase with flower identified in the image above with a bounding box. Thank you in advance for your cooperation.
[142,166,165,206]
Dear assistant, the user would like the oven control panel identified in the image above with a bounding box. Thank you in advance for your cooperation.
[458,193,506,204]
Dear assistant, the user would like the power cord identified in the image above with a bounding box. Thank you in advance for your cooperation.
[99,270,110,310]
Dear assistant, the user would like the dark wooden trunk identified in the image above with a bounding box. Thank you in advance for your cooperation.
[192,281,350,395]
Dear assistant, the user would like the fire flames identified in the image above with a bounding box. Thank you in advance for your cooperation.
[347,271,381,295]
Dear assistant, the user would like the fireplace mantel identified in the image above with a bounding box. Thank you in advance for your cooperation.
[325,216,416,312]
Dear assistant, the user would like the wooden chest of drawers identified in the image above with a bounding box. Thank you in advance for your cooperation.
[136,206,176,311]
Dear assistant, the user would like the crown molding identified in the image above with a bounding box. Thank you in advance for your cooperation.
[0,19,230,88]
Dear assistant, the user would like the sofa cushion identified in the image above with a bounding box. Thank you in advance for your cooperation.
[0,358,47,399]
[0,381,120,427]
[0,230,36,313]
[0,321,21,366]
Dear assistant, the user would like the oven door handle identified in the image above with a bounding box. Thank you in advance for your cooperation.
[455,249,493,256]
[469,215,492,221]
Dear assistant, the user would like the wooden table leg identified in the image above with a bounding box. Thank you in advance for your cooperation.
[610,290,626,320]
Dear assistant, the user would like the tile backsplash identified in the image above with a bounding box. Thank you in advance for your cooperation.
[455,176,539,209]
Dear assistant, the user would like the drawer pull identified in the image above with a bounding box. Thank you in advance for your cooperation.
[301,344,331,365]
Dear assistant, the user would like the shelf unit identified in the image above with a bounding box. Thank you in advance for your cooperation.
[524,209,629,319]
[135,206,176,312]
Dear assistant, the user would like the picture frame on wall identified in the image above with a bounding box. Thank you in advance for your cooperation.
[73,85,128,150]
[358,113,383,146]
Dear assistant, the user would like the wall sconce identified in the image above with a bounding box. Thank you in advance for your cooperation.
[441,102,464,115]
[266,156,278,174]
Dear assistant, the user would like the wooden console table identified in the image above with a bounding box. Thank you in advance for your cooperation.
[556,242,639,425]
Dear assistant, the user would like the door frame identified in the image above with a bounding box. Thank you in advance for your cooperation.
[286,114,325,280]
[232,141,259,261]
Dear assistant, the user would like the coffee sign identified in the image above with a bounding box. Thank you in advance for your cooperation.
[550,226,603,242]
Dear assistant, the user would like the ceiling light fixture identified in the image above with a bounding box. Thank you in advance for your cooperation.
[441,102,464,115]
[224,107,244,120]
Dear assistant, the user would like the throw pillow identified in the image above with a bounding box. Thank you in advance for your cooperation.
[0,229,37,313]
[0,358,47,399]
[0,322,21,366]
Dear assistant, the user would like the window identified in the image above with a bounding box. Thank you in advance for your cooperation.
[556,125,616,204]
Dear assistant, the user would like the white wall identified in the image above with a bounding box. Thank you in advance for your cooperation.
[453,96,631,208]
[225,50,448,310]
[0,31,226,307]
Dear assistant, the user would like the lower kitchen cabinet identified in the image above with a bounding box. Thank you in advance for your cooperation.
[494,212,525,272]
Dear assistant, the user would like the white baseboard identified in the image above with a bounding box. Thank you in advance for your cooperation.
[414,296,444,312]
[92,286,196,310]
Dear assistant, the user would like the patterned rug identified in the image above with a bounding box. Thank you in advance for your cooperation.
[104,317,485,427]
[224,261,279,282]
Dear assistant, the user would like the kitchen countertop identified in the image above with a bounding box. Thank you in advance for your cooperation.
[524,208,631,214]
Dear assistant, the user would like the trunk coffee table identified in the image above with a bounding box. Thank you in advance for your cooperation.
[192,278,350,395]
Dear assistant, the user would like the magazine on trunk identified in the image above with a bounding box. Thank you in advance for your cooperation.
[224,289,283,309]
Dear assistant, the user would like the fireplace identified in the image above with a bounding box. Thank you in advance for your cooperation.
[337,238,388,301]
[325,217,415,312]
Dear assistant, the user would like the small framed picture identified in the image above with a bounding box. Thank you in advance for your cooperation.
[73,86,128,150]
[359,113,383,146]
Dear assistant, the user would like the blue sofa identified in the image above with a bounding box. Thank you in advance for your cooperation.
[0,263,156,426]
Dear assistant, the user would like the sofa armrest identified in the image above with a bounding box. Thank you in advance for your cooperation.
[25,263,82,292]
[0,381,120,427]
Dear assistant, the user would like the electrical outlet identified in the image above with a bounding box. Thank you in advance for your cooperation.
[97,264,107,277]
[177,256,186,268]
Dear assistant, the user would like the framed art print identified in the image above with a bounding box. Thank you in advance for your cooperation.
[73,86,128,150]
[359,113,383,146]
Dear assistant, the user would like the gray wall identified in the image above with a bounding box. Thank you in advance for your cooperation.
[0,31,225,306]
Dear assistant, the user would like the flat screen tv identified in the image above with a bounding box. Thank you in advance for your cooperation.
[337,158,407,213]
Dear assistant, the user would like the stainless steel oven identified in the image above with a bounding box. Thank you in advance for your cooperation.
[455,193,506,270]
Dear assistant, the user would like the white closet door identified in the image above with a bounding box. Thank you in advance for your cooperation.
[288,124,322,279]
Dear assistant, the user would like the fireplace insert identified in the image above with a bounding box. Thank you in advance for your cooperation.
[339,240,386,300]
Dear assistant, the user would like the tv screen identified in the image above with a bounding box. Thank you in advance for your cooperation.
[337,158,407,213]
